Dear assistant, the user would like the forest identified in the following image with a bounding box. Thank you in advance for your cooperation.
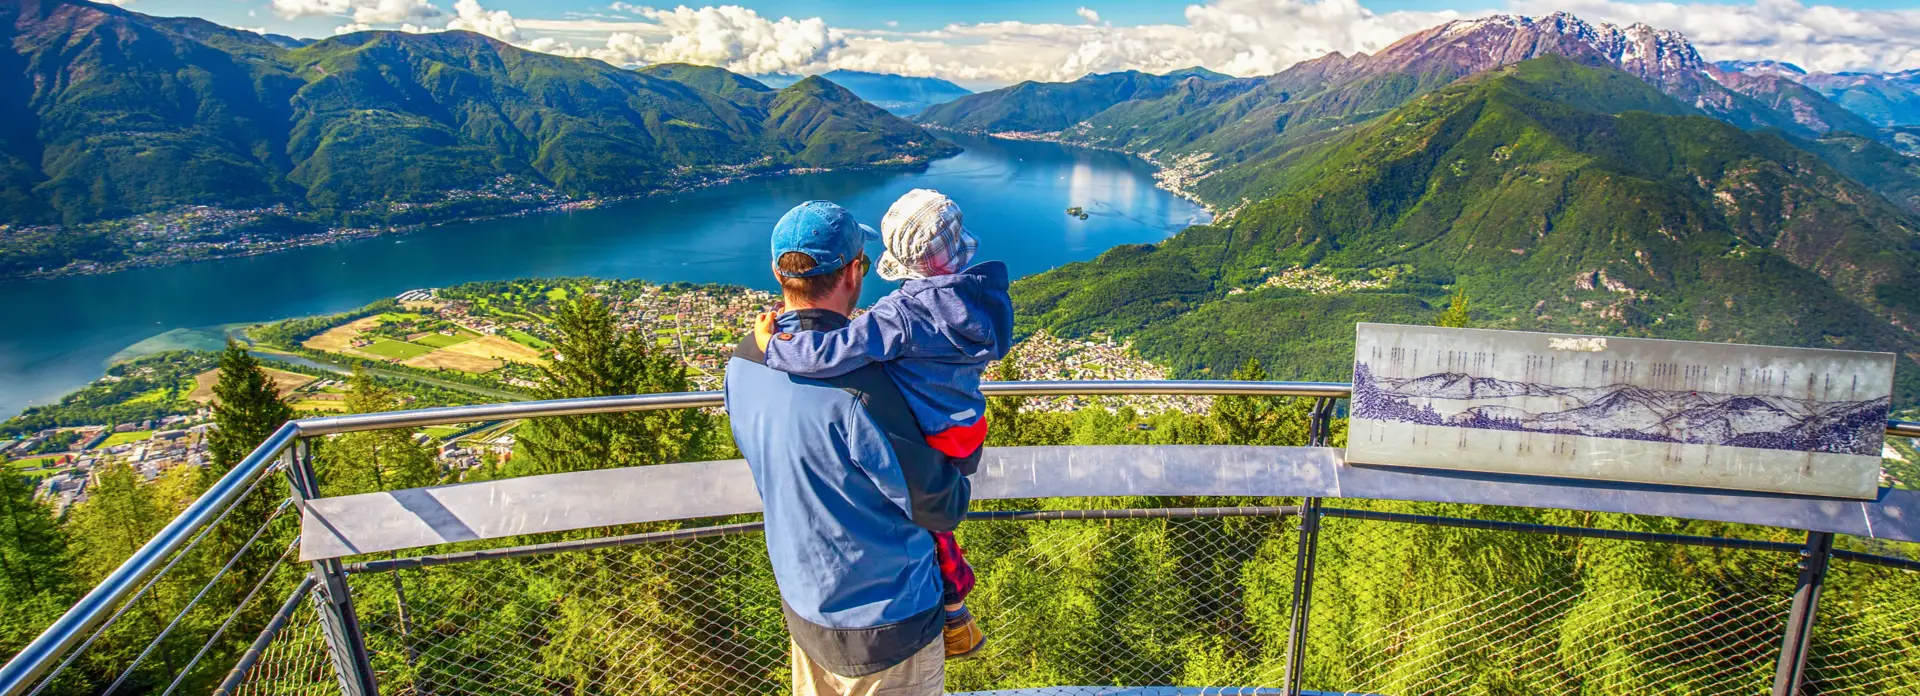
[1,295,1916,695]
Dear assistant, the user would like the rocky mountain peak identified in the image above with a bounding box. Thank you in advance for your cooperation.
[1367,12,1708,92]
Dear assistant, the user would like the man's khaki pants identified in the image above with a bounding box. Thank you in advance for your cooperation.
[790,637,944,696]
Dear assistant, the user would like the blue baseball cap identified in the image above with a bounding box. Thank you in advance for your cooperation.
[771,200,878,278]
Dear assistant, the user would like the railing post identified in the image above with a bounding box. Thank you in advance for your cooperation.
[1281,496,1323,696]
[1306,397,1335,448]
[1278,396,1336,696]
[1771,530,1834,696]
[285,439,381,696]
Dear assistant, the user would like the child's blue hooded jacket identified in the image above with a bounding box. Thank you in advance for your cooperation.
[764,261,1015,435]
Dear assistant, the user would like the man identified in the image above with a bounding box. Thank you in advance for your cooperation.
[725,200,971,695]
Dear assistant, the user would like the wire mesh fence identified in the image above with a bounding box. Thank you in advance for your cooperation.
[21,470,310,696]
[226,609,335,696]
[1303,506,1801,696]
[1804,555,1920,695]
[215,498,1920,696]
[301,499,1302,696]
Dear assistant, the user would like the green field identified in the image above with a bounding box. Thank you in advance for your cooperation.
[504,329,550,349]
[412,332,474,349]
[422,425,468,440]
[8,455,65,470]
[124,388,176,404]
[360,339,436,360]
[18,467,72,481]
[99,430,153,448]
[291,399,348,412]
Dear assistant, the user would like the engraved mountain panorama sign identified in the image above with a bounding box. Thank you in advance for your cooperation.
[1348,324,1895,499]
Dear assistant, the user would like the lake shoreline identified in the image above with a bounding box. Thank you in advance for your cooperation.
[921,126,1221,219]
[0,132,1204,419]
[5,158,943,283]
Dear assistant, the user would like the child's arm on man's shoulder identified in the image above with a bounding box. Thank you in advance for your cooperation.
[763,300,914,379]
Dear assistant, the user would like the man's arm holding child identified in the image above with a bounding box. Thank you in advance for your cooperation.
[754,300,915,379]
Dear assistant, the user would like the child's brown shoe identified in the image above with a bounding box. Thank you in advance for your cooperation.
[943,607,986,660]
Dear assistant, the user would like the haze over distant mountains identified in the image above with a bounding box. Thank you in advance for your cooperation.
[1715,60,1920,132]
[752,70,971,116]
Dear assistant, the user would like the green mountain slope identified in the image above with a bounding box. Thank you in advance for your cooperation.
[0,0,954,227]
[1790,132,1920,215]
[753,70,973,115]
[917,70,1218,132]
[637,62,774,98]
[760,76,950,165]
[3,0,304,223]
[808,70,971,115]
[1014,57,1920,401]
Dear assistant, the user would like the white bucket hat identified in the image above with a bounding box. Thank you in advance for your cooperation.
[876,188,978,281]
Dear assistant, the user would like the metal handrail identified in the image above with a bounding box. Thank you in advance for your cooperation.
[3,377,1916,696]
[0,422,300,696]
[289,378,1920,437]
[290,379,1356,435]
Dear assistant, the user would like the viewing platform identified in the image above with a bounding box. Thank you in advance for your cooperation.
[4,380,1920,696]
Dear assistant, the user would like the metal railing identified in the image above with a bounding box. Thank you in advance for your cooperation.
[2,379,1917,696]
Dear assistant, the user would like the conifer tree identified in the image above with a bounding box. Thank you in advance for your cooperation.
[515,295,711,476]
[63,462,188,681]
[203,341,296,628]
[206,340,294,477]
[985,345,1025,447]
[499,295,729,691]
[1437,288,1472,328]
[0,466,74,656]
[1212,358,1323,446]
[317,367,439,496]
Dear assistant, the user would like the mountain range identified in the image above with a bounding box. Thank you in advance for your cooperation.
[916,67,1242,134]
[1717,60,1920,129]
[998,49,1920,403]
[0,0,952,235]
[753,70,972,115]
[921,14,1898,161]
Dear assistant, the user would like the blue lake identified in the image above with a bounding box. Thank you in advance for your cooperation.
[0,133,1208,418]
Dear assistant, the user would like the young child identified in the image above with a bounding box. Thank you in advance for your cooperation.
[754,188,1011,660]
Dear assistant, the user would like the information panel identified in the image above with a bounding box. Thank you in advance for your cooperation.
[1348,323,1894,499]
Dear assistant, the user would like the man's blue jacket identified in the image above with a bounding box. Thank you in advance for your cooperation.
[725,308,972,676]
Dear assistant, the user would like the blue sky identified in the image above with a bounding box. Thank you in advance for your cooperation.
[116,0,1920,85]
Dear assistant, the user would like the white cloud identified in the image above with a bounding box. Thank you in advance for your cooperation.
[1507,0,1920,72]
[446,0,521,42]
[632,5,844,73]
[274,0,441,25]
[333,21,372,34]
[276,0,1920,85]
[809,0,1468,84]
